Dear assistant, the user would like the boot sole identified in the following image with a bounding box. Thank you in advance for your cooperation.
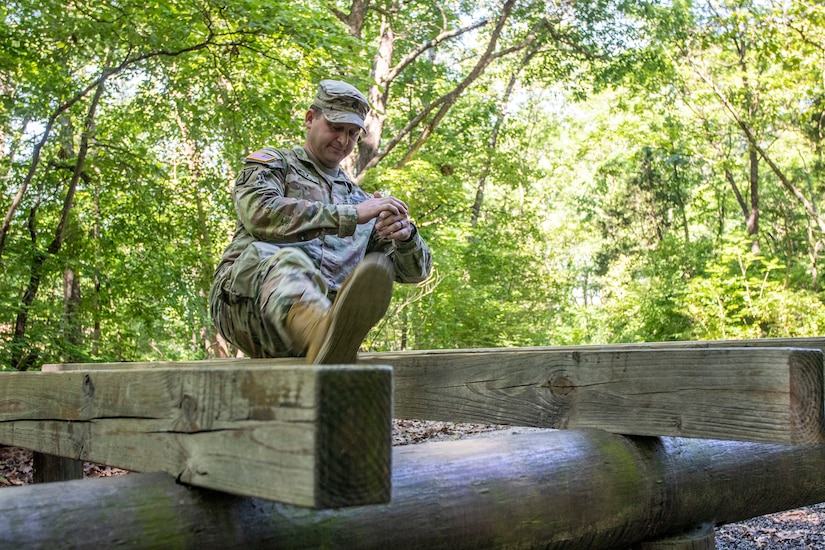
[312,253,394,364]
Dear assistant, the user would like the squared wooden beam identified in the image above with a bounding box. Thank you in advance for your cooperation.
[0,364,392,508]
[42,338,825,445]
[361,346,825,445]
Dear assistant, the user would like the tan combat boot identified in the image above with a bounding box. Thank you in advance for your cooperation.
[285,302,330,358]
[286,253,394,364]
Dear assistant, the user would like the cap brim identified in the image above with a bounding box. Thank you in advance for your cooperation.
[322,110,367,132]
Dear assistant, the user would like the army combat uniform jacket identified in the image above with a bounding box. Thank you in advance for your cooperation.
[210,146,432,356]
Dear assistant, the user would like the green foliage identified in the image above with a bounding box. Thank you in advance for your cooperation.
[2,0,825,369]
[685,236,825,339]
[0,0,367,368]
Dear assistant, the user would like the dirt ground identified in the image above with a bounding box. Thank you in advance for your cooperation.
[715,504,825,550]
[3,421,824,549]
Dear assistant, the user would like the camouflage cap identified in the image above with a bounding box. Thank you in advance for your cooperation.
[313,80,370,132]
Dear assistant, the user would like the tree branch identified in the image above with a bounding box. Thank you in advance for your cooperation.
[540,18,609,62]
[724,167,750,220]
[0,24,251,260]
[386,18,489,83]
[472,39,540,225]
[355,0,521,180]
[688,55,825,235]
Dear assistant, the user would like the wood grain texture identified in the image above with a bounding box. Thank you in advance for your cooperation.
[364,336,825,356]
[3,430,825,549]
[361,346,825,444]
[32,453,82,483]
[41,338,825,444]
[638,523,716,550]
[0,364,391,507]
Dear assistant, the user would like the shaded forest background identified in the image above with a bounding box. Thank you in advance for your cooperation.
[2,0,824,369]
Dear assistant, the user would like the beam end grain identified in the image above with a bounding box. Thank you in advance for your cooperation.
[317,366,392,507]
[789,349,825,445]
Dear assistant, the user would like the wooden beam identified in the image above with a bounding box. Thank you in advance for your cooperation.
[0,364,391,508]
[366,336,825,355]
[32,453,82,483]
[42,339,825,444]
[41,357,274,371]
[361,347,825,445]
[44,336,825,373]
[43,337,825,373]
[2,429,825,549]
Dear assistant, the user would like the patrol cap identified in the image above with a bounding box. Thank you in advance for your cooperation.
[313,79,370,132]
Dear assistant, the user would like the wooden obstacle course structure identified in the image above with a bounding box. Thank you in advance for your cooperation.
[2,337,825,548]
[0,364,392,507]
[3,429,825,548]
[45,345,825,445]
[365,345,825,445]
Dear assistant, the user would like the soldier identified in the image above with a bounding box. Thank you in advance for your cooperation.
[210,79,432,363]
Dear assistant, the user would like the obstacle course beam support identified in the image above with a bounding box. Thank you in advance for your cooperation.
[0,364,392,508]
[2,429,825,549]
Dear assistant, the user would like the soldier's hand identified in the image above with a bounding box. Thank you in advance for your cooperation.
[374,209,413,241]
[355,192,408,224]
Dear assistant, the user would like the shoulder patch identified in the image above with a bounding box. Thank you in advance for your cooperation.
[246,149,277,163]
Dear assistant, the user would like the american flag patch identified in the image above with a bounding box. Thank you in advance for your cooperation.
[246,150,276,162]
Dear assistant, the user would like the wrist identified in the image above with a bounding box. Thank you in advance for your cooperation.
[401,223,417,243]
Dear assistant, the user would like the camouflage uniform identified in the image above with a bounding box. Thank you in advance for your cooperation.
[209,145,432,358]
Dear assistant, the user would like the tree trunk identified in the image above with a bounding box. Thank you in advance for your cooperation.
[2,33,241,259]
[0,114,30,224]
[174,104,222,357]
[11,74,106,370]
[332,0,496,180]
[747,146,760,254]
[91,179,102,356]
[0,119,55,261]
[355,13,394,176]
[692,51,825,242]
[62,267,82,358]
[471,41,538,226]
[391,0,518,171]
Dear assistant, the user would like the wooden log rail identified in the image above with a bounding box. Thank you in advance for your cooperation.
[2,428,825,549]
[0,364,392,508]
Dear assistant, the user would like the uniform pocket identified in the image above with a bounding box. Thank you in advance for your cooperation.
[226,243,269,302]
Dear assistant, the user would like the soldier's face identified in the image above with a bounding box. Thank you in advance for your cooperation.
[304,109,361,168]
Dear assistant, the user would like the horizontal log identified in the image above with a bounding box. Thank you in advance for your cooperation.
[0,364,391,508]
[638,523,716,550]
[2,429,825,549]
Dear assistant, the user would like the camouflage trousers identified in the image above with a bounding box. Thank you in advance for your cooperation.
[209,244,331,358]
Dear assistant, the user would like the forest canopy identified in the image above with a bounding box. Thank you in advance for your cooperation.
[2,0,824,369]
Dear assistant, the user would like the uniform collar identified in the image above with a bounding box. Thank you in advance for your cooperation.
[295,146,342,178]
